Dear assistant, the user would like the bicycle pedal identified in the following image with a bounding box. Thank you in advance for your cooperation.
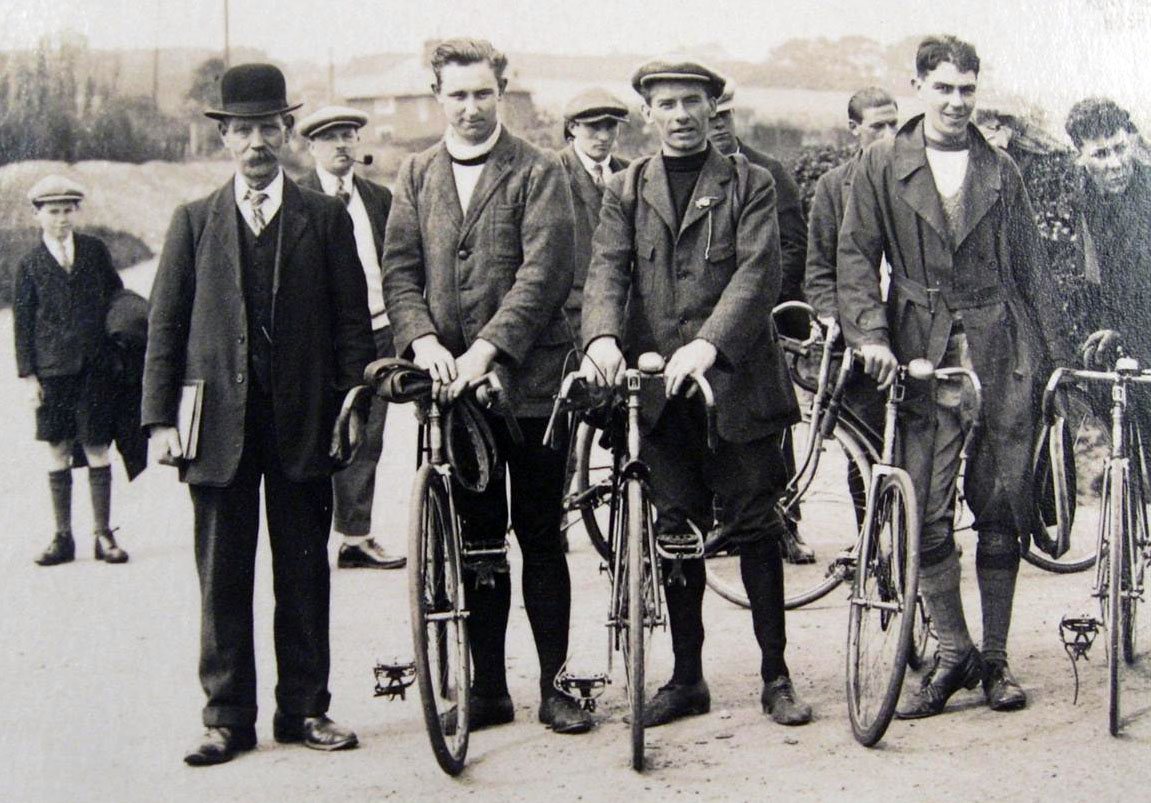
[1059,615,1101,705]
[463,541,509,588]
[656,525,705,561]
[554,671,611,712]
[373,661,417,701]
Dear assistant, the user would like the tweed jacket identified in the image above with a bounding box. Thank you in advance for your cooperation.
[296,170,392,260]
[837,116,1069,530]
[738,140,808,310]
[14,233,122,378]
[582,146,800,443]
[142,176,375,486]
[382,128,576,417]
[803,153,860,321]
[557,144,630,333]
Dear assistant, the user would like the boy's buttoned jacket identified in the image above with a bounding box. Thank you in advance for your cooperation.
[14,233,122,378]
[582,147,800,443]
[382,129,576,417]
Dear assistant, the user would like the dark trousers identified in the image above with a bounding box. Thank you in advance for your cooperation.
[642,398,791,684]
[452,415,571,699]
[189,390,333,727]
[332,326,394,536]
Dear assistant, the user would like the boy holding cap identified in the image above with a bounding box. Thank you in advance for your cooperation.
[14,175,129,565]
[580,56,812,727]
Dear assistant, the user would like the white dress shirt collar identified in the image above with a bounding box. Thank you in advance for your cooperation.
[234,169,284,233]
[42,232,75,268]
[316,165,355,198]
[573,144,613,180]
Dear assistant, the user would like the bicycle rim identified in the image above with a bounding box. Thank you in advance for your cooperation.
[626,478,646,771]
[1107,461,1123,737]
[906,594,935,672]
[573,420,614,562]
[408,464,470,775]
[846,469,919,747]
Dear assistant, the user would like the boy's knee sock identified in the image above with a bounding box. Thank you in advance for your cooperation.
[48,469,72,533]
[976,532,1020,665]
[89,465,112,533]
[663,557,706,685]
[738,537,789,682]
[918,550,975,671]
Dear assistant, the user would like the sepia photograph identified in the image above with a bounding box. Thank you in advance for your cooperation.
[1,0,1149,799]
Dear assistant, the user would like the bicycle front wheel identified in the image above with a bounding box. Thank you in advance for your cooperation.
[846,468,920,747]
[408,463,470,775]
[572,420,615,562]
[625,476,646,771]
[1107,458,1124,736]
[906,594,935,672]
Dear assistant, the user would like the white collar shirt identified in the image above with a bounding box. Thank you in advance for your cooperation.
[234,169,284,234]
[573,144,614,182]
[43,232,75,269]
[314,166,388,328]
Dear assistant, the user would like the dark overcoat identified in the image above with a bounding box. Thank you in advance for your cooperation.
[804,153,859,321]
[381,128,576,417]
[141,177,375,486]
[296,171,392,259]
[738,140,807,310]
[837,115,1070,531]
[581,147,800,443]
[557,144,629,333]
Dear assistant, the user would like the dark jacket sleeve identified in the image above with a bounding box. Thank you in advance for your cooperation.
[324,197,375,390]
[697,170,778,365]
[581,172,635,349]
[141,205,197,428]
[381,156,439,359]
[476,153,575,363]
[837,150,890,349]
[13,256,38,377]
[774,165,808,305]
[804,170,842,321]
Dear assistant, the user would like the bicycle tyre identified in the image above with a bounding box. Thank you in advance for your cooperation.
[573,420,614,562]
[846,468,920,747]
[408,463,470,775]
[626,476,646,771]
[704,416,873,610]
[1107,460,1123,736]
[906,594,934,672]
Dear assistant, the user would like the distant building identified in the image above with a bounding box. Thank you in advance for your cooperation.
[338,44,538,146]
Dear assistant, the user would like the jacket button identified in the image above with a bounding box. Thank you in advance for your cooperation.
[235,373,245,384]
[237,333,246,343]
[458,249,470,259]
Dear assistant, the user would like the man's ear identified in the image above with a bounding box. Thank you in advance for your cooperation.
[640,103,654,126]
[910,76,922,93]
[707,97,717,116]
[497,78,509,97]
[282,113,295,132]
[847,120,860,139]
[217,121,229,142]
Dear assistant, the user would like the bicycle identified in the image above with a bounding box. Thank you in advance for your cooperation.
[1043,355,1151,735]
[366,358,508,776]
[544,352,716,771]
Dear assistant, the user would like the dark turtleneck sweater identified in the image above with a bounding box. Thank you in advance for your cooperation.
[663,146,711,229]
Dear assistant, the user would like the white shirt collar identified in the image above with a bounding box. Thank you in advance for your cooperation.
[444,122,502,162]
[42,232,74,266]
[316,165,355,197]
[572,144,613,179]
[234,169,284,213]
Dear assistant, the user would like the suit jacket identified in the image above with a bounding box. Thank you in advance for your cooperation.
[382,128,576,417]
[804,153,859,321]
[582,147,800,443]
[296,170,392,260]
[14,233,122,378]
[142,176,375,486]
[557,144,629,332]
[739,140,807,309]
[837,115,1069,528]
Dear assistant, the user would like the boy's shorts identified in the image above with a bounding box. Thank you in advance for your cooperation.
[36,369,115,446]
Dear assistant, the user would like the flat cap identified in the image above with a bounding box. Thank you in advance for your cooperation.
[631,55,726,99]
[297,105,370,139]
[714,81,736,114]
[27,175,86,205]
[563,88,629,124]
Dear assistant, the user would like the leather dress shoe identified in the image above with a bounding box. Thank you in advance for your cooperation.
[337,538,406,570]
[761,676,813,725]
[95,529,129,563]
[35,531,74,566]
[896,648,984,719]
[538,695,594,734]
[272,712,358,751]
[184,725,257,766]
[983,659,1027,712]
[441,691,515,736]
[781,522,816,565]
[642,679,711,727]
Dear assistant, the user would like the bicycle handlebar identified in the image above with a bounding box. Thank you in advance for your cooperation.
[1041,359,1151,421]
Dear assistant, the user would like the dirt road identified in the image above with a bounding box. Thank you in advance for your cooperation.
[1,306,1148,802]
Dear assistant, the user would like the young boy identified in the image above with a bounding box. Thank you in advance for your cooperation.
[14,175,128,566]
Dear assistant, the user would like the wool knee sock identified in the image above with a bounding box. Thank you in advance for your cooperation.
[918,550,975,672]
[739,537,789,682]
[463,570,512,698]
[663,557,706,685]
[48,469,72,534]
[977,539,1020,665]
[89,465,112,533]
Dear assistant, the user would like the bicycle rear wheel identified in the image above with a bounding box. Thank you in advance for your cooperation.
[408,463,470,775]
[705,416,873,610]
[846,468,919,747]
[572,420,615,562]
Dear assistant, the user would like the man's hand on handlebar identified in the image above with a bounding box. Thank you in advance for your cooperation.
[859,342,899,391]
[446,339,499,404]
[581,336,626,388]
[665,338,717,398]
[411,334,457,398]
[1081,329,1121,370]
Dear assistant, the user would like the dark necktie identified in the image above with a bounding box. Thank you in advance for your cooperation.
[245,190,269,235]
[336,178,351,207]
[592,163,605,190]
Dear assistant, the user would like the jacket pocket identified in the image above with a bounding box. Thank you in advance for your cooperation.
[491,204,524,261]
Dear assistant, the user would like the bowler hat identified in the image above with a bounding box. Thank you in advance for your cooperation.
[631,56,726,99]
[564,88,629,124]
[204,63,302,121]
[27,175,86,206]
[298,105,370,139]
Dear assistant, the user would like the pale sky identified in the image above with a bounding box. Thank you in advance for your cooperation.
[2,0,1149,121]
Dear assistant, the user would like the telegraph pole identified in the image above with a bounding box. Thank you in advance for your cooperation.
[223,0,231,66]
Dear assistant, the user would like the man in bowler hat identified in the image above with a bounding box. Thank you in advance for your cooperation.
[143,63,374,765]
[297,105,405,571]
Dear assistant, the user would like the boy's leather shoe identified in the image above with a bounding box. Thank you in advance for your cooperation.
[896,648,983,719]
[642,680,711,727]
[538,694,593,734]
[36,531,74,566]
[441,691,515,735]
[95,529,129,563]
[761,676,813,725]
[983,660,1027,711]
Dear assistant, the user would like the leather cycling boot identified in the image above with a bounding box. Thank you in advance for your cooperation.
[642,679,711,727]
[761,676,813,725]
[896,648,984,719]
[95,529,129,563]
[36,531,74,566]
[983,659,1027,711]
[538,694,593,734]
